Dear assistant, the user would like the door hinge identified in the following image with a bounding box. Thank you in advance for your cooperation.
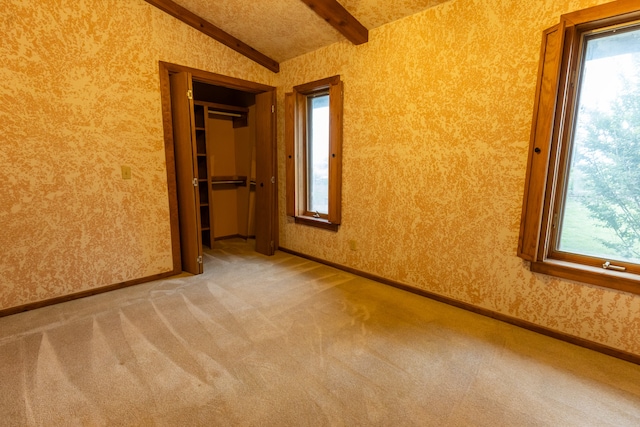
[271,105,274,113]
[193,178,198,187]
[187,89,193,100]
[271,176,275,184]
[197,256,203,264]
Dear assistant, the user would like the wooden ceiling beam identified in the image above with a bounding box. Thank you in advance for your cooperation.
[144,0,280,73]
[300,0,368,45]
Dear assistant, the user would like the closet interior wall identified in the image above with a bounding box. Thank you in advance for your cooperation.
[193,81,257,245]
[207,107,256,240]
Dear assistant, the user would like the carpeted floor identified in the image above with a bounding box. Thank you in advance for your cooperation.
[1,239,640,426]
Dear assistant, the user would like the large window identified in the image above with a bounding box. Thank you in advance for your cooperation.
[286,76,343,231]
[519,0,640,295]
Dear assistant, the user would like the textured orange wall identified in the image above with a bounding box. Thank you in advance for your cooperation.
[278,0,640,355]
[0,0,274,309]
[2,0,638,357]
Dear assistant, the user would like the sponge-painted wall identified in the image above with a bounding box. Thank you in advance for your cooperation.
[2,0,638,357]
[0,0,275,309]
[277,0,640,355]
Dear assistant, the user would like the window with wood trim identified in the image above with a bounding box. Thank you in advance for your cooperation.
[286,76,343,231]
[519,0,640,295]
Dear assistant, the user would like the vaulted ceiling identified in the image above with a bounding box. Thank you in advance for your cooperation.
[145,0,452,72]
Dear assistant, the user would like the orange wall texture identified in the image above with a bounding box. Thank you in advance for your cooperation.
[277,0,640,356]
[1,0,638,357]
[0,0,274,309]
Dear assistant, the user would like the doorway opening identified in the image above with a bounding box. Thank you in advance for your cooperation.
[159,62,278,275]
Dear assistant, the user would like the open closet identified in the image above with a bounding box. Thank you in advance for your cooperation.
[192,82,259,248]
[161,62,277,275]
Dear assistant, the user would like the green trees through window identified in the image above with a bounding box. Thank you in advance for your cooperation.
[518,0,640,294]
[559,27,640,263]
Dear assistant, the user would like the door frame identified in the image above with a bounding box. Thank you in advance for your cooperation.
[158,61,278,273]
[169,71,202,274]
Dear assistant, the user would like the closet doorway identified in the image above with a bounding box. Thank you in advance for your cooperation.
[159,62,277,275]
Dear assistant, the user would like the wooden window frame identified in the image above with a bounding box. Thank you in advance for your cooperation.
[286,75,343,231]
[518,0,640,296]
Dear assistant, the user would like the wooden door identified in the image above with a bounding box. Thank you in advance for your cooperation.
[254,90,277,255]
[170,71,203,274]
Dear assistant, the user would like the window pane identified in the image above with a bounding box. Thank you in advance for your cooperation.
[559,26,640,264]
[307,94,330,214]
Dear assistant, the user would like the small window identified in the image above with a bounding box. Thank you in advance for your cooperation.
[519,1,640,295]
[286,76,343,231]
[307,92,330,216]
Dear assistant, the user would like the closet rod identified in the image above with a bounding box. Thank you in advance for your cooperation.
[208,109,243,118]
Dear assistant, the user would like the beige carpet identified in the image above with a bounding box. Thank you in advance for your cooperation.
[1,239,640,426]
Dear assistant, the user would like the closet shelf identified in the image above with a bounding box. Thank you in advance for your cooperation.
[211,175,247,187]
[206,103,249,128]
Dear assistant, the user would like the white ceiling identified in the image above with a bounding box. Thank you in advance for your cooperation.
[171,0,452,63]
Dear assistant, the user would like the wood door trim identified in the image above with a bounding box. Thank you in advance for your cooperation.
[159,63,183,273]
[169,71,203,274]
[254,90,277,255]
[160,62,274,93]
[159,62,277,268]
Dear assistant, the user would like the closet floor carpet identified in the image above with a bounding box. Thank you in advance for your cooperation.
[1,239,640,426]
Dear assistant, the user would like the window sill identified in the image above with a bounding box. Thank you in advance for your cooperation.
[531,259,640,296]
[294,216,339,232]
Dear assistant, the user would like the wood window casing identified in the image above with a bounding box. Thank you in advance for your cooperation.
[286,75,343,231]
[518,0,640,295]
